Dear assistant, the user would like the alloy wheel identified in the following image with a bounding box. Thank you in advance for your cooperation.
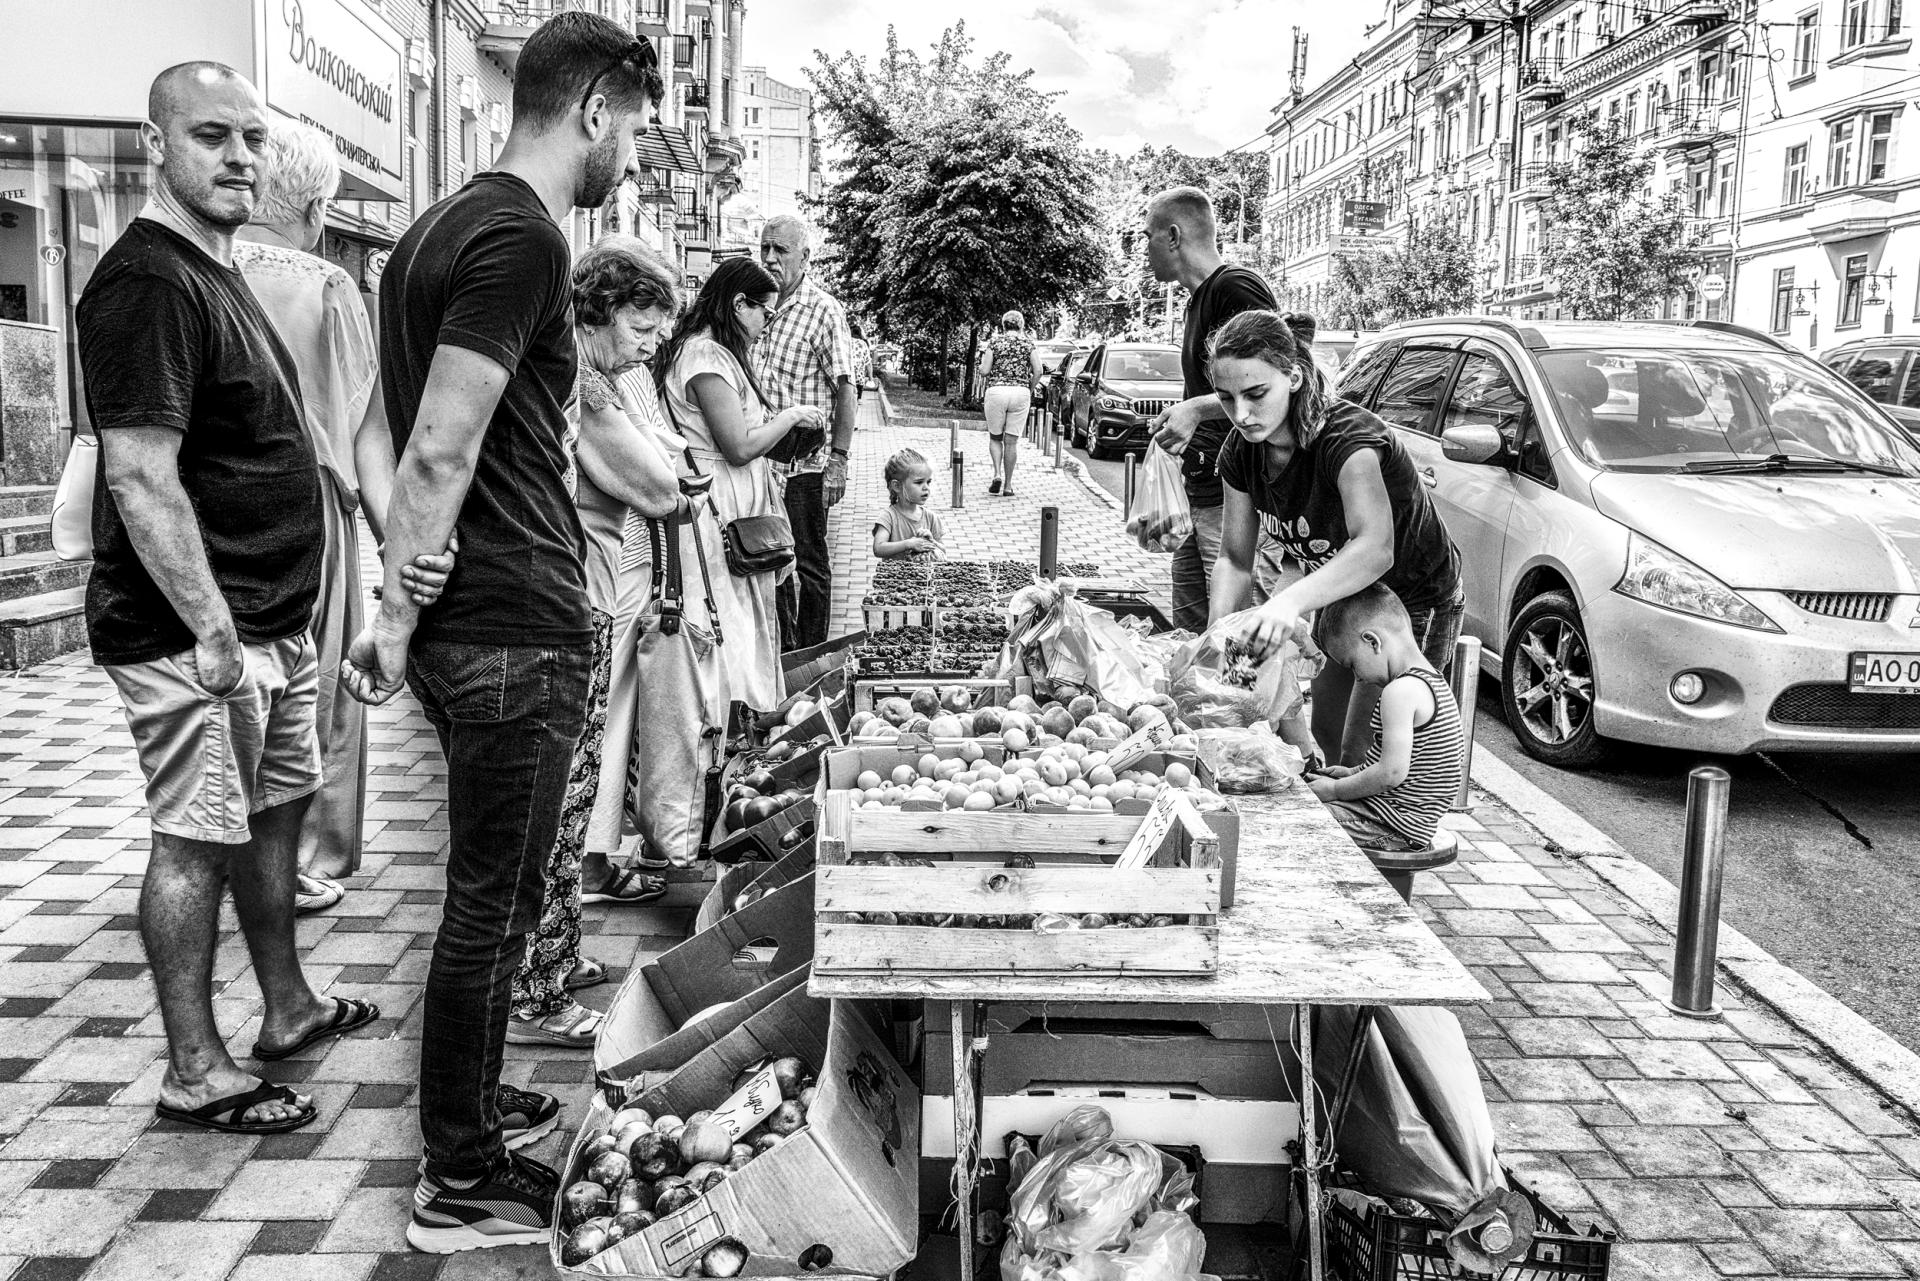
[1511,616,1595,746]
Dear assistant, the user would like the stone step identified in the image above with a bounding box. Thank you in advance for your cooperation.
[0,485,58,521]
[0,586,87,670]
[0,515,54,558]
[0,550,90,605]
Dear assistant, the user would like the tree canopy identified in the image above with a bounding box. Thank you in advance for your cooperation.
[1539,124,1695,319]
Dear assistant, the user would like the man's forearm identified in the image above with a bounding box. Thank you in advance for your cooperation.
[830,378,857,451]
[113,480,233,643]
[374,451,473,630]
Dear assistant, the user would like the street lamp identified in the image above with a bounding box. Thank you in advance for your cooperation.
[1864,270,1898,332]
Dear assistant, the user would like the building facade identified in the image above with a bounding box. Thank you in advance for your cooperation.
[730,66,824,245]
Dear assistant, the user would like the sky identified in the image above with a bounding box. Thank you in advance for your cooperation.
[743,0,1378,158]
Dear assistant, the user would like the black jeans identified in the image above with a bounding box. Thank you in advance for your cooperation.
[406,639,591,1180]
[777,470,831,651]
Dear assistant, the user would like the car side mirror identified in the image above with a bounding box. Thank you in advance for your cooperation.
[1440,422,1508,465]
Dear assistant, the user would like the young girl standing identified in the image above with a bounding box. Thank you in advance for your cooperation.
[872,448,946,558]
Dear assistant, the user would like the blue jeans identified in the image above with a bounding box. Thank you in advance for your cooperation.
[406,639,591,1180]
[777,470,831,651]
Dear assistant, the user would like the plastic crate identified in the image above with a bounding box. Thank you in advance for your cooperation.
[1323,1177,1611,1281]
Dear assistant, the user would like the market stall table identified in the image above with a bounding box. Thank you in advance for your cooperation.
[810,784,1490,1281]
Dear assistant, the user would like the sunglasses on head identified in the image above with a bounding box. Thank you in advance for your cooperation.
[579,38,661,113]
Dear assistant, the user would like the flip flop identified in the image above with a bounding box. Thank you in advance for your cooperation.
[154,1081,317,1134]
[565,955,608,992]
[250,996,380,1062]
[580,866,668,905]
[295,874,345,915]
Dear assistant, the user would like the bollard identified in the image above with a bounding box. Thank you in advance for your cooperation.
[1054,420,1064,471]
[1450,635,1482,811]
[950,419,965,510]
[1038,506,1059,579]
[1124,453,1137,519]
[1669,765,1731,1018]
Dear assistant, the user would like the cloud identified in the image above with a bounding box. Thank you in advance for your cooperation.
[745,0,1367,157]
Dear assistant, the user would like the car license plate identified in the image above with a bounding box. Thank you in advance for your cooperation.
[1849,652,1920,694]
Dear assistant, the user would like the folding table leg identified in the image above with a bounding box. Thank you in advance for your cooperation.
[952,1000,987,1281]
[1299,1002,1324,1281]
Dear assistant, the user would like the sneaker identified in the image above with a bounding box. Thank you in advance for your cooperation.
[499,1084,560,1150]
[407,1150,559,1253]
[506,1001,604,1049]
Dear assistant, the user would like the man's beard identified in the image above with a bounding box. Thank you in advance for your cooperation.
[176,173,254,228]
[577,132,627,209]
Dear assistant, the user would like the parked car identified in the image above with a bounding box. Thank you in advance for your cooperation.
[1820,335,1920,439]
[1032,340,1080,409]
[1048,348,1092,435]
[1333,317,1920,766]
[1312,330,1376,377]
[1067,342,1185,459]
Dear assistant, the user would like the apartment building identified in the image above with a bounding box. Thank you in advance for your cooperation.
[730,66,825,246]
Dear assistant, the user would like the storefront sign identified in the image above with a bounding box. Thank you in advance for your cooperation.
[260,0,405,202]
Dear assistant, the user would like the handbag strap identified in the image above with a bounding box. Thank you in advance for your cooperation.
[684,496,724,647]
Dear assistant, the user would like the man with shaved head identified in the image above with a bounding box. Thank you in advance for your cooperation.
[1143,185,1281,630]
[756,212,858,651]
[77,61,367,1140]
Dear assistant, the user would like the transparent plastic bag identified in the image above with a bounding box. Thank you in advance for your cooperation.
[1056,1212,1209,1281]
[1125,446,1193,554]
[1195,726,1303,794]
[1166,612,1318,730]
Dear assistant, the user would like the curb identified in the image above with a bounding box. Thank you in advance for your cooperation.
[1469,746,1920,1123]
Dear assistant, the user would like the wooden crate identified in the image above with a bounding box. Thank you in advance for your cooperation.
[813,788,1222,978]
[851,676,1026,714]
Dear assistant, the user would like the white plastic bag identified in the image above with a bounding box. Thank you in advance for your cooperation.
[1167,611,1319,729]
[1124,446,1192,554]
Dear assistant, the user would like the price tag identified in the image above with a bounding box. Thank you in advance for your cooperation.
[1107,720,1173,773]
[706,1065,782,1141]
[1114,790,1197,870]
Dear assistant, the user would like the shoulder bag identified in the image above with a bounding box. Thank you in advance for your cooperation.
[664,395,795,578]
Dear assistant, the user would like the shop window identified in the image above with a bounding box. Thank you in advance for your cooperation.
[1840,253,1868,327]
[1793,10,1819,75]
[1772,267,1796,333]
[1783,143,1808,203]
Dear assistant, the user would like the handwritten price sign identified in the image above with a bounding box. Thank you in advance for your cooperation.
[707,1066,781,1141]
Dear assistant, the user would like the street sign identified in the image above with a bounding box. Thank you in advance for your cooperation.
[1330,233,1396,255]
[1343,199,1388,232]
[1701,273,1727,302]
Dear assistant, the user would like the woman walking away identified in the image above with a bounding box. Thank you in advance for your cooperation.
[980,310,1039,495]
[658,257,826,712]
[507,236,682,1048]
[233,121,453,916]
[850,322,876,402]
[1207,311,1462,766]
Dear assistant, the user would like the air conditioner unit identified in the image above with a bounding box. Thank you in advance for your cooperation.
[486,102,510,137]
[458,75,481,117]
[406,38,434,90]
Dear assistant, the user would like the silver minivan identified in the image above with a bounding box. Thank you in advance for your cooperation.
[1335,318,1920,767]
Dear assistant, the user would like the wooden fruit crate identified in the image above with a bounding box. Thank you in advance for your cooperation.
[813,787,1223,978]
[851,676,1028,714]
[860,603,1009,632]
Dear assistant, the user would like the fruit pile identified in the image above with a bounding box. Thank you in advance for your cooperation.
[560,1056,815,1269]
[843,742,1201,814]
[720,765,810,835]
[848,688,1183,750]
[852,626,1004,677]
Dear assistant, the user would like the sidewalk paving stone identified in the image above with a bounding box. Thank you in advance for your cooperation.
[0,387,1914,1276]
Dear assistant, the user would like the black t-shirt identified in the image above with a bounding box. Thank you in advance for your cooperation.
[1181,263,1276,509]
[380,172,587,647]
[1217,399,1462,614]
[76,219,323,666]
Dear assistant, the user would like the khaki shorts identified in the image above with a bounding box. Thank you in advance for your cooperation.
[105,634,322,845]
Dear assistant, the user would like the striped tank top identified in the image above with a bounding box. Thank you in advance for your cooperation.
[1351,667,1466,847]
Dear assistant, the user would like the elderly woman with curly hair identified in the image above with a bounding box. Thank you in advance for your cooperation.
[506,236,684,1048]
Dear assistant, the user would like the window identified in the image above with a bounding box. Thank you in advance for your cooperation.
[1624,91,1639,134]
[1690,167,1711,217]
[1444,352,1529,439]
[1372,347,1459,436]
[1783,142,1809,203]
[1840,252,1868,326]
[1793,10,1819,75]
[1335,341,1401,404]
[1843,0,1871,46]
[1772,267,1796,333]
[1841,346,1910,402]
[1700,53,1720,102]
[1828,118,1856,187]
[1891,0,1906,35]
[1866,110,1894,180]
[1717,159,1735,216]
[1901,351,1920,408]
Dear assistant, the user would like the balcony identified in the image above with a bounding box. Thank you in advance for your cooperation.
[1515,162,1555,201]
[673,34,698,84]
[1665,0,1731,31]
[636,0,669,35]
[478,1,634,73]
[705,133,746,173]
[1519,59,1566,104]
[685,79,711,112]
[1658,96,1731,153]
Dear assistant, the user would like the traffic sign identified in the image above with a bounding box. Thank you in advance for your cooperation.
[1343,199,1388,231]
[1331,234,1396,255]
[1701,273,1727,302]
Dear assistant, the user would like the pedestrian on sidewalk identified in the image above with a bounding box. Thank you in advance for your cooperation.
[507,235,682,1050]
[980,310,1039,496]
[850,321,876,402]
[233,121,456,917]
[78,62,377,1138]
[1208,311,1463,766]
[755,213,858,652]
[337,13,663,1253]
[662,257,826,712]
[1143,187,1283,630]
[1305,584,1466,902]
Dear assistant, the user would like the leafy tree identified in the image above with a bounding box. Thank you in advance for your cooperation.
[1370,218,1478,322]
[1538,125,1695,319]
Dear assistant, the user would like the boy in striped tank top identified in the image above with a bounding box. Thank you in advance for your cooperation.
[1307,586,1466,892]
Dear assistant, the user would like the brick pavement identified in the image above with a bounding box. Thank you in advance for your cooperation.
[0,396,1916,1277]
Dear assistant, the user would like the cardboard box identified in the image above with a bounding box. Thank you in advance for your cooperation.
[695,848,817,936]
[595,875,816,1093]
[781,631,866,691]
[556,989,920,1278]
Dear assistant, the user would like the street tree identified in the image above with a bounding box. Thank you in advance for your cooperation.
[1369,218,1478,323]
[1538,125,1695,319]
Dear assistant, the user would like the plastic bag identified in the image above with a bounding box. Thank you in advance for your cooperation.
[1000,582,1161,709]
[1125,446,1193,554]
[1196,726,1303,794]
[1166,612,1318,729]
[1001,1106,1203,1281]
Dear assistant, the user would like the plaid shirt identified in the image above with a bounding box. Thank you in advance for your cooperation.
[752,274,856,476]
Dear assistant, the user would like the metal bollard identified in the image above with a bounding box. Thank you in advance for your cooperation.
[1054,420,1064,471]
[950,419,965,510]
[1038,506,1059,579]
[1124,453,1137,519]
[1669,765,1730,1017]
[1450,636,1482,811]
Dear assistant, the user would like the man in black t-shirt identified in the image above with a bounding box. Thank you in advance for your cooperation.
[1143,187,1285,631]
[78,62,359,1141]
[337,12,663,1253]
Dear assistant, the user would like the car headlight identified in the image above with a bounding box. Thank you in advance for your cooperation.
[1096,394,1132,412]
[1613,533,1782,632]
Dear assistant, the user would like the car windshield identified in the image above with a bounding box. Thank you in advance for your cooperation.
[1106,349,1183,381]
[1539,347,1920,476]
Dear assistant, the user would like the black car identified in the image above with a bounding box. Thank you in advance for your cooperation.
[1031,341,1079,409]
[1067,343,1184,459]
[1820,335,1920,440]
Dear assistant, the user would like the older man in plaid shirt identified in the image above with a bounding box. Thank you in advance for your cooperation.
[754,214,859,650]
